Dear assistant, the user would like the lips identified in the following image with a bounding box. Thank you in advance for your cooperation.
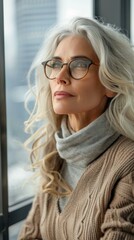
[54,91,74,97]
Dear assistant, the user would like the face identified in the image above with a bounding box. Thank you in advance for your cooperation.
[49,35,112,122]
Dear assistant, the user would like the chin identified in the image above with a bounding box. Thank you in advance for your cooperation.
[53,108,73,115]
[54,110,68,115]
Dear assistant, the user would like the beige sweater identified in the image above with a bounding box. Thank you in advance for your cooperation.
[18,136,134,240]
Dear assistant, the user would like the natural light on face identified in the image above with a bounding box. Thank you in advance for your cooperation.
[49,35,109,123]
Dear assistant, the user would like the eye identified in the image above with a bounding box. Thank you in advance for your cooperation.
[77,60,88,68]
[72,59,89,69]
[48,60,62,69]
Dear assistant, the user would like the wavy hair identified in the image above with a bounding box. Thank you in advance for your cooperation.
[24,17,134,196]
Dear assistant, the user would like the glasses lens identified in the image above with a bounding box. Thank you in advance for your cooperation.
[45,59,62,79]
[43,58,93,80]
[70,59,92,79]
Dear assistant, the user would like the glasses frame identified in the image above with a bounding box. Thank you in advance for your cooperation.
[41,57,99,80]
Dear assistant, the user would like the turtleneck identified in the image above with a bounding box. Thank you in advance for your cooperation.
[55,111,120,211]
[55,111,120,168]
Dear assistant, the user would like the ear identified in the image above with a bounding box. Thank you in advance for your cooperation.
[105,89,116,98]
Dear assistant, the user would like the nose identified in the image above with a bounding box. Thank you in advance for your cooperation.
[55,65,70,85]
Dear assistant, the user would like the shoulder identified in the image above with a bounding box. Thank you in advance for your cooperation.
[112,135,134,151]
[105,135,134,178]
[111,135,134,160]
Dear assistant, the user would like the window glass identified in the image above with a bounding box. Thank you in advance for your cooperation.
[57,0,93,23]
[9,221,24,240]
[4,0,58,207]
[4,0,93,207]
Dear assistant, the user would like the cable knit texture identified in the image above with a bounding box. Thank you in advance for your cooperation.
[18,113,134,240]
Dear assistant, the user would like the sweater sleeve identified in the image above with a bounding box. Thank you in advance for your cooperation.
[18,192,42,240]
[101,171,134,240]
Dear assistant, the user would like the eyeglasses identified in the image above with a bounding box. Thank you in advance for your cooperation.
[41,57,99,80]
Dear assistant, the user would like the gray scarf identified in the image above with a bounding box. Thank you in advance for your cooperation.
[55,111,120,168]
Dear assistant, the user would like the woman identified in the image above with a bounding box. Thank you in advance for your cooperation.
[18,17,134,239]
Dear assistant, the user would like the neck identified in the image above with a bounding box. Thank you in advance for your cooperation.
[68,111,105,132]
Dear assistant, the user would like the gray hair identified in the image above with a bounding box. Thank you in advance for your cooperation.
[26,17,134,140]
[25,17,134,195]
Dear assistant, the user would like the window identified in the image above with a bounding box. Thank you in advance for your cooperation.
[131,0,134,45]
[0,0,93,238]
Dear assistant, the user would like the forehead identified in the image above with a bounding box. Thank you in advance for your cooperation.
[54,35,98,61]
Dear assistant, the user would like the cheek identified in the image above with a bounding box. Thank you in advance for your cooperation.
[76,80,105,101]
[49,82,56,101]
[49,83,54,103]
[49,82,53,92]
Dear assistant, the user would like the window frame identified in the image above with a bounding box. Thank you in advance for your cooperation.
[0,0,9,238]
[0,0,32,239]
[94,0,130,37]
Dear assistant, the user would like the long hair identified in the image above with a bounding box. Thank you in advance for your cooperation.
[24,17,134,196]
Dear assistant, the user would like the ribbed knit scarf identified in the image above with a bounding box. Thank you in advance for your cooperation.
[55,111,120,210]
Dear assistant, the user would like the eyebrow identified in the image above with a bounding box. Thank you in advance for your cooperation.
[52,55,92,60]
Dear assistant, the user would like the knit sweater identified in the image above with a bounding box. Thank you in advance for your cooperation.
[18,136,134,240]
[55,112,120,210]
